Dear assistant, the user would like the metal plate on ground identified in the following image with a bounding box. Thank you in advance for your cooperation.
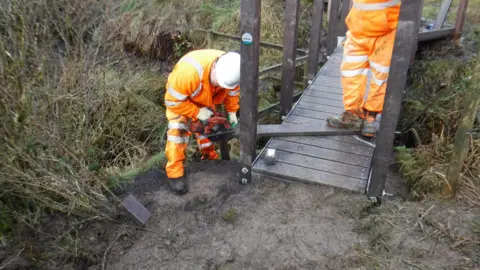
[121,194,152,225]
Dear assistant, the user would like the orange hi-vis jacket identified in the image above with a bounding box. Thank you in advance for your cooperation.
[346,0,401,38]
[164,49,240,119]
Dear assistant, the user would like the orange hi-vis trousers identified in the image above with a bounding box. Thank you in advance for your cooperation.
[340,29,396,114]
[165,109,219,179]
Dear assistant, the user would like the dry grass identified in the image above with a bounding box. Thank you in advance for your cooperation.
[397,46,480,203]
[0,0,172,242]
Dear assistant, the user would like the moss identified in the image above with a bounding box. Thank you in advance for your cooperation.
[222,208,238,223]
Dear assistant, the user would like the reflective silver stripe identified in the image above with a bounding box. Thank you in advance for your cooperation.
[168,122,188,130]
[180,56,204,78]
[372,73,388,86]
[353,0,401,11]
[228,90,239,96]
[165,100,183,107]
[343,55,368,63]
[199,142,213,149]
[180,56,204,98]
[197,135,207,140]
[341,68,369,77]
[167,85,187,101]
[191,84,202,98]
[167,135,189,144]
[369,61,390,73]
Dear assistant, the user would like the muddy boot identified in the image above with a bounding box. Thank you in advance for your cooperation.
[168,176,188,195]
[326,111,363,130]
[362,111,378,137]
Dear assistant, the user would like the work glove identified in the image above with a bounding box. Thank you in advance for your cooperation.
[197,107,214,121]
[227,112,238,128]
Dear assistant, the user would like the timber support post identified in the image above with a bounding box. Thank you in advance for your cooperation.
[336,0,351,38]
[239,0,261,184]
[367,0,422,199]
[307,0,325,82]
[446,52,480,194]
[454,0,469,42]
[434,0,453,30]
[207,29,214,49]
[280,0,301,119]
[326,0,340,55]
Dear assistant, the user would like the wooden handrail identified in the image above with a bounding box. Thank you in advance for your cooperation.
[194,28,308,55]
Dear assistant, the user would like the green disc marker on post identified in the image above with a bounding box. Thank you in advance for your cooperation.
[242,33,253,45]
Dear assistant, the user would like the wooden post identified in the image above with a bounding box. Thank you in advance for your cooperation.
[239,0,261,184]
[337,0,351,37]
[410,0,424,63]
[306,0,324,82]
[367,0,422,198]
[326,0,341,55]
[207,29,214,49]
[446,53,480,194]
[434,0,453,30]
[303,62,308,89]
[215,104,231,161]
[279,0,301,118]
[453,0,469,42]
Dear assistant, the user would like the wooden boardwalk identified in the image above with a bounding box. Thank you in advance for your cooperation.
[252,46,375,193]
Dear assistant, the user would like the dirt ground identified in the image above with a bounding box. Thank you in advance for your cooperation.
[87,160,480,270]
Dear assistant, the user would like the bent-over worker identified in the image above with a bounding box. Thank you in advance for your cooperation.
[164,49,241,195]
[327,0,400,137]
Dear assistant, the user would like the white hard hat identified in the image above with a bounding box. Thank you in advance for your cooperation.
[215,52,241,89]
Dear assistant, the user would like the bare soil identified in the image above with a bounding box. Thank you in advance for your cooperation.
[94,160,479,270]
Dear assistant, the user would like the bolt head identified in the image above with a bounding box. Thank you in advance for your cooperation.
[241,167,248,174]
[241,178,248,185]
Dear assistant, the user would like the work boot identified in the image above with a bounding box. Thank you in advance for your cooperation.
[362,111,378,137]
[168,176,188,195]
[326,111,363,130]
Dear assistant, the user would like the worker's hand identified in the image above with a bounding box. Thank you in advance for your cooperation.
[228,112,238,128]
[197,107,214,121]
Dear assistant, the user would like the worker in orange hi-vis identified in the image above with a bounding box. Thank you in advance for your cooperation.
[327,0,401,137]
[164,50,241,195]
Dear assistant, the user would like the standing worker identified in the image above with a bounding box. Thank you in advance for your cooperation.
[327,0,401,137]
[164,49,241,195]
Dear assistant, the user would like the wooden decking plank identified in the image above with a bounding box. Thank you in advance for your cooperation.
[306,85,343,95]
[296,102,344,115]
[252,44,372,193]
[256,124,356,137]
[283,116,359,135]
[296,96,344,108]
[270,139,371,168]
[285,114,326,125]
[254,158,366,192]
[270,149,369,180]
[304,91,343,101]
[325,135,375,146]
[312,79,342,88]
[278,136,374,156]
[291,108,331,120]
